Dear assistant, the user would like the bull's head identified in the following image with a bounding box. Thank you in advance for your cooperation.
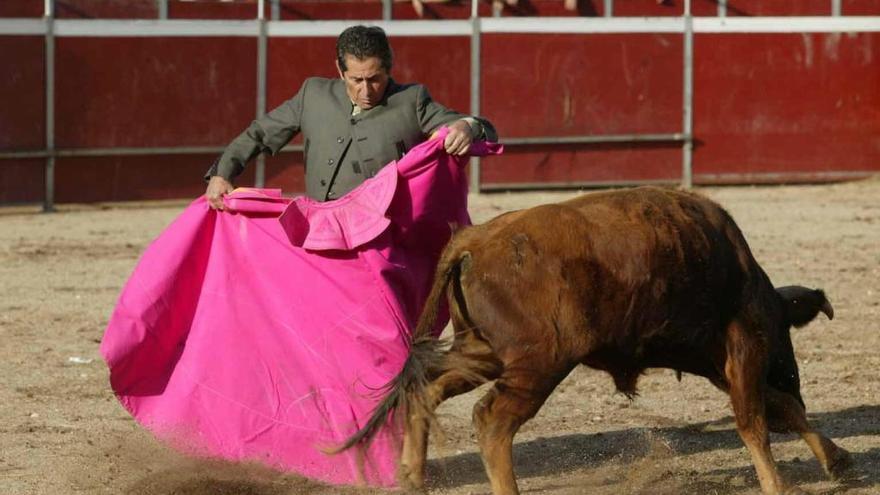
[777,286,834,327]
[767,286,834,410]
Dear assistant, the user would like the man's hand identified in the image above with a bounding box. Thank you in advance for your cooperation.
[444,119,474,156]
[205,175,234,210]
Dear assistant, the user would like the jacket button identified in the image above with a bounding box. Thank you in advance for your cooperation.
[320,179,326,186]
[328,191,336,199]
[327,158,334,165]
[337,137,343,144]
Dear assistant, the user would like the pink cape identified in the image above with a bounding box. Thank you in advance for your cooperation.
[100,129,502,486]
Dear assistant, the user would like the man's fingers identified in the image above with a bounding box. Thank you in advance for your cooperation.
[443,137,455,153]
[205,190,226,210]
[444,133,457,150]
[207,195,225,210]
[444,130,472,155]
[456,134,472,155]
[453,136,472,155]
[205,176,233,211]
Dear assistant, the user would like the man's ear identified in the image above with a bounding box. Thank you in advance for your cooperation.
[336,59,345,80]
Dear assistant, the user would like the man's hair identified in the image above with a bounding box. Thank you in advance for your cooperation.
[336,25,393,73]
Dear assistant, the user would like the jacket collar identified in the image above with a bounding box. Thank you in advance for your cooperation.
[332,77,400,116]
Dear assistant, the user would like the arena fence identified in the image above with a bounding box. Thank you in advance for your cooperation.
[1,1,878,210]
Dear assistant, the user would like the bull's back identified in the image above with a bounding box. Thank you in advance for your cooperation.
[454,187,764,370]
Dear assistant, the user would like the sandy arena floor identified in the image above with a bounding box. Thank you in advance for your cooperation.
[1,179,878,495]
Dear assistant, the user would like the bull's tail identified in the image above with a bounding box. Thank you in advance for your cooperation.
[328,241,471,454]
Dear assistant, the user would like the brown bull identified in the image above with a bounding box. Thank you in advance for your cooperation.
[339,186,851,495]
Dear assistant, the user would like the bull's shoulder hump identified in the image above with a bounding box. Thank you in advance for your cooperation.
[561,187,727,219]
[507,202,587,225]
[468,203,586,241]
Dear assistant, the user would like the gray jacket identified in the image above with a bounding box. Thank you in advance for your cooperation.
[205,77,497,201]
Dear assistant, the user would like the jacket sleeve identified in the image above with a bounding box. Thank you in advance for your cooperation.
[204,79,308,182]
[415,85,498,143]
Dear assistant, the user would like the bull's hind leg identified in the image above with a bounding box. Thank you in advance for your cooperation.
[472,364,573,495]
[725,321,801,495]
[399,331,502,490]
[765,387,853,480]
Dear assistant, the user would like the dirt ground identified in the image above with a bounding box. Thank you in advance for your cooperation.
[1,179,878,495]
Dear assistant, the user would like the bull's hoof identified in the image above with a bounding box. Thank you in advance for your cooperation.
[397,479,426,494]
[826,447,854,480]
[397,466,426,493]
[398,485,426,494]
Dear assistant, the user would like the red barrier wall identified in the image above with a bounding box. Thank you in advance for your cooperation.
[55,37,256,148]
[480,33,683,185]
[717,1,830,16]
[0,1,43,17]
[693,32,880,182]
[54,154,254,203]
[845,0,880,15]
[56,0,158,19]
[2,1,879,204]
[0,37,44,150]
[1,36,45,203]
[0,160,44,203]
[279,1,381,20]
[42,36,256,202]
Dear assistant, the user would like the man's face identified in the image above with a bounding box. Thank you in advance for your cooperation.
[337,55,389,111]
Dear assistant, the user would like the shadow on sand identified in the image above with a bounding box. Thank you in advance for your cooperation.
[425,404,880,492]
[119,404,877,494]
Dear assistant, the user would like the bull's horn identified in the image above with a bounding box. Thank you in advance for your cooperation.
[821,300,835,321]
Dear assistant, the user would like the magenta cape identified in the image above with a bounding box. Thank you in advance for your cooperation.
[100,130,502,486]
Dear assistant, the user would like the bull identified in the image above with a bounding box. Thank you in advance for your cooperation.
[338,186,851,495]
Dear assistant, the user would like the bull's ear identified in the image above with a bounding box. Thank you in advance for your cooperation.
[776,286,834,328]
